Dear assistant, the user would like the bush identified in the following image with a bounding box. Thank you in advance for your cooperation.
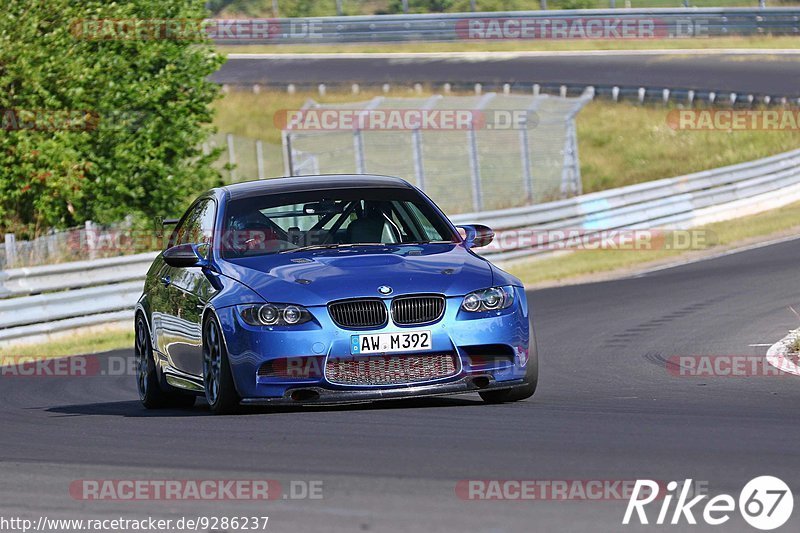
[0,0,224,236]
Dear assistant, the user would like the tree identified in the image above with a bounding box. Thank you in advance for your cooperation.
[0,0,224,237]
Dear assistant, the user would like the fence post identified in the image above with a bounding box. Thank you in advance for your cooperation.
[353,129,366,174]
[282,130,294,176]
[466,93,496,212]
[352,97,384,175]
[467,124,482,212]
[519,125,532,202]
[226,133,237,182]
[46,229,57,262]
[561,120,581,198]
[4,233,17,268]
[411,95,442,192]
[256,139,266,180]
[412,129,425,191]
[85,220,97,260]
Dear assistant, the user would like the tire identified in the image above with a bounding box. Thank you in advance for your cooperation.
[479,319,539,404]
[135,314,196,409]
[203,315,241,415]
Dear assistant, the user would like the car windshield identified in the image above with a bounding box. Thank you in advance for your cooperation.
[220,187,458,258]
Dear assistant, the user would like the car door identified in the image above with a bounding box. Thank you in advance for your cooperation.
[159,198,218,378]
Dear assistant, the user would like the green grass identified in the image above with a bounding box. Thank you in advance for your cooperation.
[506,200,800,285]
[0,328,134,359]
[217,35,800,55]
[577,103,800,192]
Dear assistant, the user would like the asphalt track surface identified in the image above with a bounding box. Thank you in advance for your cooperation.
[2,237,800,532]
[213,51,800,97]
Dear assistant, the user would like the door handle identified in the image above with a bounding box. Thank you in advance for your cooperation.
[160,275,171,287]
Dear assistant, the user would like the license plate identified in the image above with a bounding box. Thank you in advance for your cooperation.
[351,330,432,355]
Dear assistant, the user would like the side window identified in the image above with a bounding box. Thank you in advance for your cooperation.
[170,199,216,248]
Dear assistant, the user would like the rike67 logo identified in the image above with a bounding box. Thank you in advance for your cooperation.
[623,477,793,530]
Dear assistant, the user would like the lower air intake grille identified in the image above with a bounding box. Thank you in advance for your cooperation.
[328,299,388,328]
[391,295,445,325]
[325,353,457,386]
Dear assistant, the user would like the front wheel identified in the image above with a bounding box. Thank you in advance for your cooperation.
[203,315,241,415]
[479,320,539,404]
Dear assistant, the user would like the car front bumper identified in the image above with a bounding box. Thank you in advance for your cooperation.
[239,375,526,406]
[215,289,531,401]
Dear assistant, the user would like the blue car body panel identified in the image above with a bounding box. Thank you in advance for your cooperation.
[137,175,533,405]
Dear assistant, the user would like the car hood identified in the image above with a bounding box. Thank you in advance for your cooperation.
[218,243,493,306]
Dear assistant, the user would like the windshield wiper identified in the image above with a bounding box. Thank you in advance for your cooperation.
[278,243,386,254]
[399,240,453,245]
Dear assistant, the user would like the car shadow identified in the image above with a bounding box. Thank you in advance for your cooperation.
[45,394,484,418]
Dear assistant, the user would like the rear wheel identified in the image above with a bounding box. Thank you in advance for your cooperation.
[135,314,196,409]
[203,315,241,415]
[479,320,539,404]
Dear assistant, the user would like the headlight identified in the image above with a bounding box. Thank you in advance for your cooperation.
[238,304,313,326]
[460,286,515,313]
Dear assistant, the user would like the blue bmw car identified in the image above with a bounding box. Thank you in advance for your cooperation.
[135,175,537,414]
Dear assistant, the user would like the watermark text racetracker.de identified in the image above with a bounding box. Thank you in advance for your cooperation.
[70,18,323,41]
[483,228,715,253]
[65,228,717,256]
[0,516,269,533]
[455,17,708,40]
[665,355,799,378]
[667,109,800,131]
[275,108,540,131]
[456,479,708,501]
[69,479,322,501]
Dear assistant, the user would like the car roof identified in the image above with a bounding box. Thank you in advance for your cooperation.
[220,174,414,200]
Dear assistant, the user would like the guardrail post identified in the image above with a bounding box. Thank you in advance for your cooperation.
[4,234,17,269]
[256,139,266,180]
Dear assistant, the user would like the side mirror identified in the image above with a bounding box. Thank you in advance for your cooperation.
[163,243,206,268]
[457,224,494,249]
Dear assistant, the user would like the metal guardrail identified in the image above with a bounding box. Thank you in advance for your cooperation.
[451,148,800,261]
[2,148,800,344]
[211,8,800,44]
[0,252,157,298]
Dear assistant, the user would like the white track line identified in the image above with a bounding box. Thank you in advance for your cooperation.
[630,232,800,279]
[226,49,800,60]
